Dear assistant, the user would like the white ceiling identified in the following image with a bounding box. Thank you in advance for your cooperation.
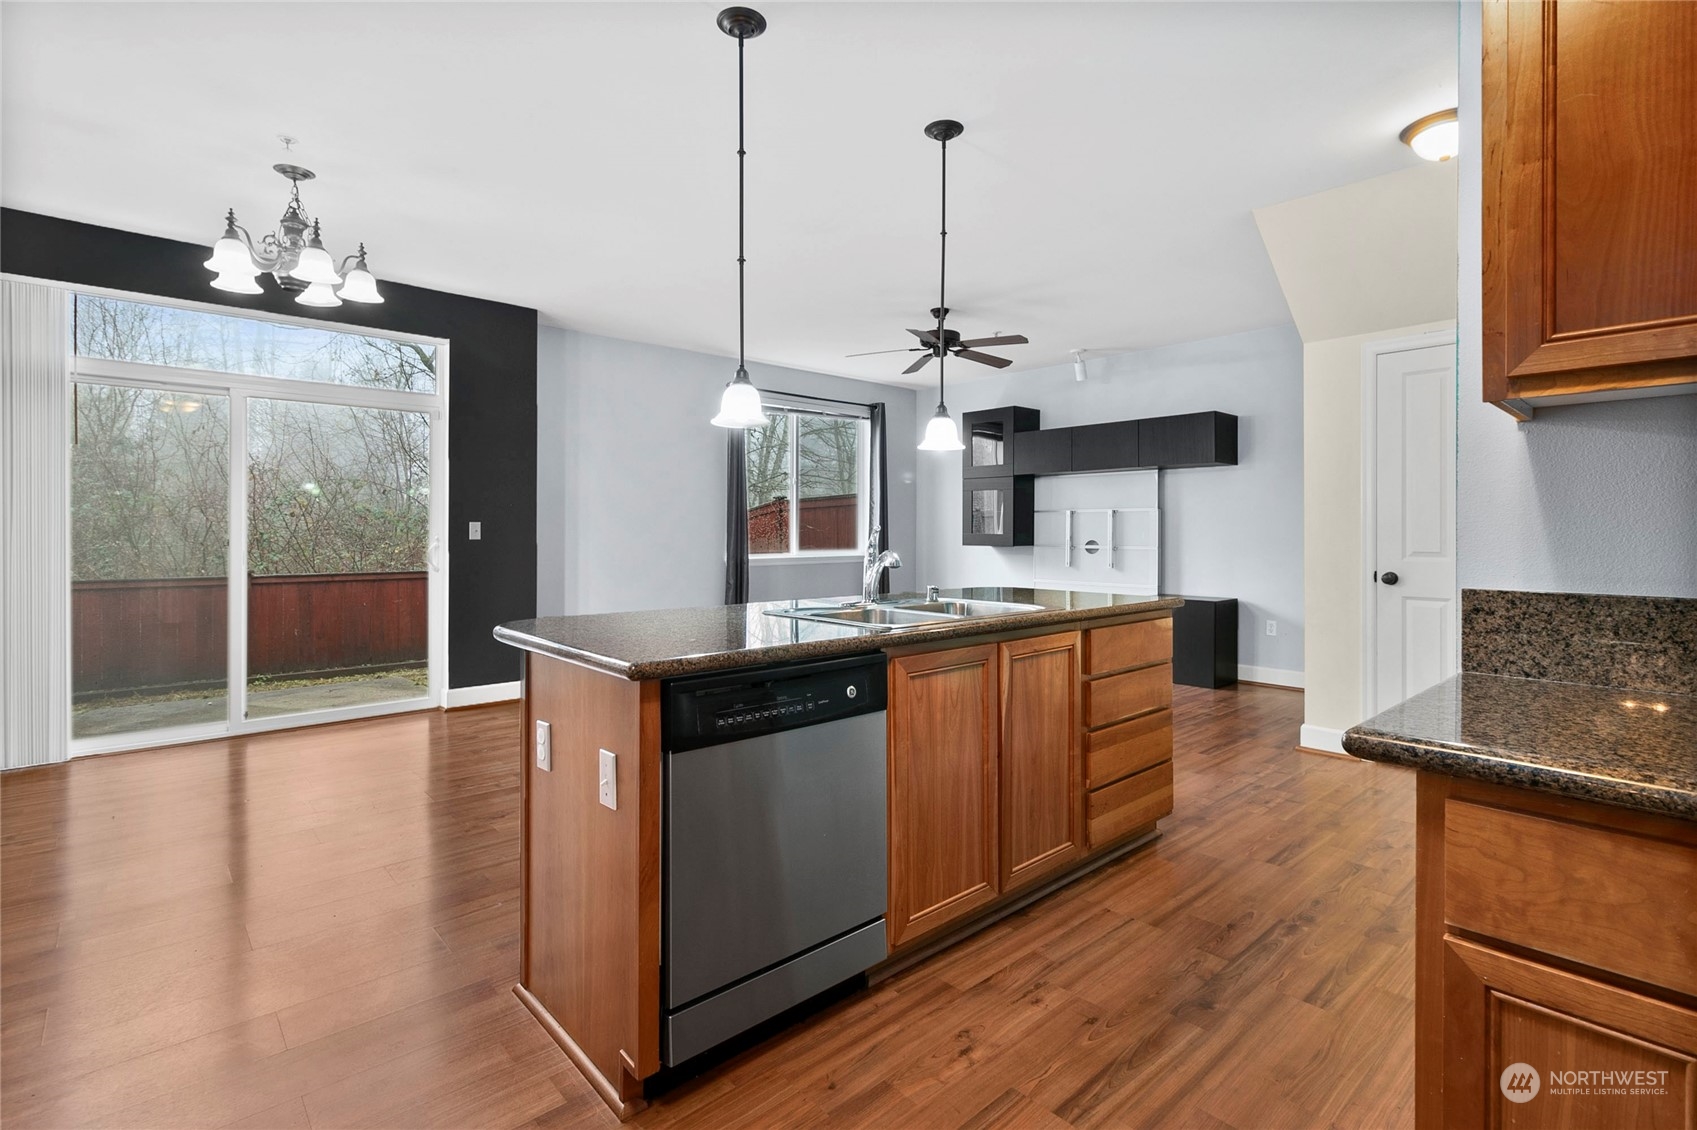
[0,1,1457,387]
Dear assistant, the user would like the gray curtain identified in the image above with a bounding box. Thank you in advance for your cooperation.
[869,403,891,596]
[725,428,750,604]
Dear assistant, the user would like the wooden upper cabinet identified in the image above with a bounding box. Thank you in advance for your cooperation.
[998,633,1085,894]
[886,644,1001,949]
[1483,0,1697,418]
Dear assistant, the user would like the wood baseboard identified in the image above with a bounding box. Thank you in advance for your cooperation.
[514,984,647,1121]
[1239,679,1304,692]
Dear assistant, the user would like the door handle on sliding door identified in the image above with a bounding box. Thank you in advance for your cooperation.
[429,537,443,571]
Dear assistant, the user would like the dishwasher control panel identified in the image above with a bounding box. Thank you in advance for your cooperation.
[662,653,888,752]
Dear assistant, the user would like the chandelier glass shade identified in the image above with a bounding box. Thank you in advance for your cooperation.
[204,165,383,307]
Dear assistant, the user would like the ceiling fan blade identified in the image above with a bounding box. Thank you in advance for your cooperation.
[845,347,923,358]
[955,349,1012,369]
[955,334,1029,349]
[906,328,939,343]
[902,353,934,375]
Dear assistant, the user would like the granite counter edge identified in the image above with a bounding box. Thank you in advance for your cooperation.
[493,598,1183,681]
[1342,728,1697,822]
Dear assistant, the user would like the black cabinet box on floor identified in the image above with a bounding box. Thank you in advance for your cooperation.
[1171,596,1238,688]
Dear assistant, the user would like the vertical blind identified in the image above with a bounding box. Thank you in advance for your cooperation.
[1,280,70,768]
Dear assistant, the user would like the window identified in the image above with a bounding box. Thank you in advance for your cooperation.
[75,294,436,392]
[746,410,868,556]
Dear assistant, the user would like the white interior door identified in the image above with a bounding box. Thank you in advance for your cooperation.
[1371,343,1457,713]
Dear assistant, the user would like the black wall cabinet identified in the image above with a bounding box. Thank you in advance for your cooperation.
[1139,412,1238,469]
[1070,421,1140,473]
[1012,427,1072,475]
[961,406,1041,479]
[958,406,1237,546]
[962,477,1035,547]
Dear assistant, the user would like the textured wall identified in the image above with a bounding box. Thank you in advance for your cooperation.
[915,324,1305,679]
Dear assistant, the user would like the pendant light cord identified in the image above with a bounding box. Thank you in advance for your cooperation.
[936,135,947,406]
[737,33,747,376]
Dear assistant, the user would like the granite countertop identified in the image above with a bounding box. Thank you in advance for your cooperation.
[495,588,1181,681]
[1343,673,1697,821]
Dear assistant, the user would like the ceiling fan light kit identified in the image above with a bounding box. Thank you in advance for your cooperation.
[710,6,771,429]
[203,162,383,307]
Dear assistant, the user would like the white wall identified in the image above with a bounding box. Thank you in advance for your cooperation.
[915,325,1305,679]
[1301,321,1455,742]
[536,328,920,615]
[1454,4,1697,600]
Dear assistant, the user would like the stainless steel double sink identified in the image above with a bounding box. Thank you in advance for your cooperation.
[765,597,1045,632]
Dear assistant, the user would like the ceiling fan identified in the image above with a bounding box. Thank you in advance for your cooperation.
[848,120,1028,377]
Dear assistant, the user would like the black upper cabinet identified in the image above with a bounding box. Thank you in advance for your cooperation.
[1138,412,1238,469]
[1070,421,1139,473]
[962,476,1035,546]
[1012,427,1072,475]
[961,406,1041,479]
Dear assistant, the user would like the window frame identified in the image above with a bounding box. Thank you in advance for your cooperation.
[748,408,871,563]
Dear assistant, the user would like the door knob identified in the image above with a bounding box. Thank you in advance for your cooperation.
[1381,571,1399,586]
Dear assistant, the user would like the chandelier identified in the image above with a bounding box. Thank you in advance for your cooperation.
[203,164,383,307]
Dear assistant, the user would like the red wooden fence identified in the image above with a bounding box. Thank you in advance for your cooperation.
[747,494,858,554]
[72,571,427,694]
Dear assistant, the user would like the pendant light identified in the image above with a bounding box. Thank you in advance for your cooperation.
[917,120,966,451]
[710,7,770,429]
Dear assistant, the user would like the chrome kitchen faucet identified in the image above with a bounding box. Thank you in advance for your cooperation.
[862,525,902,604]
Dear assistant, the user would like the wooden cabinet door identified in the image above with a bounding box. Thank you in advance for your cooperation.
[1443,936,1697,1129]
[1483,0,1697,416]
[886,644,1000,949]
[999,633,1084,894]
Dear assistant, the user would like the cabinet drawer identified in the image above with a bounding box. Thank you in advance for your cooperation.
[1085,618,1172,675]
[1085,709,1171,790]
[1088,761,1173,848]
[1083,663,1171,728]
[1444,800,1697,997]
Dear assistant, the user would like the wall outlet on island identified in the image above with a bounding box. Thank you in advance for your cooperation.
[1266,620,1278,637]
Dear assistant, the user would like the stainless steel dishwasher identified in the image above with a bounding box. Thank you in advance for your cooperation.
[662,652,888,1066]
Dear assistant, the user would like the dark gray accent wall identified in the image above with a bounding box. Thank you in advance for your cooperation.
[1,208,537,689]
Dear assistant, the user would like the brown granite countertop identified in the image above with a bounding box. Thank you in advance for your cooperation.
[494,588,1181,680]
[1343,673,1697,821]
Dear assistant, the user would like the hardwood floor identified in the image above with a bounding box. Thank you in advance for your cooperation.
[1,685,1416,1129]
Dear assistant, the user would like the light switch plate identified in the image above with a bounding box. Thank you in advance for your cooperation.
[535,720,551,771]
[598,749,617,810]
[469,521,482,541]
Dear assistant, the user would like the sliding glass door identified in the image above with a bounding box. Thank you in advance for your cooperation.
[70,383,231,739]
[244,399,432,720]
[67,292,446,753]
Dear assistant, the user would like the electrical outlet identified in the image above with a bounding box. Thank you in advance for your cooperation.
[535,720,551,771]
[598,749,617,810]
[1266,620,1278,637]
[468,521,482,541]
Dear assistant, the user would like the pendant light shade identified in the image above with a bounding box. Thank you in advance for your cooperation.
[295,281,343,308]
[337,245,384,303]
[289,220,343,285]
[712,367,768,428]
[918,404,964,451]
[709,7,769,428]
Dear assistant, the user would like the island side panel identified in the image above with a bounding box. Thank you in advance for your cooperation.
[518,651,661,1114]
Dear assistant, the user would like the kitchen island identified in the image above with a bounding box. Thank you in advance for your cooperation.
[495,588,1181,1118]
[1344,674,1696,1129]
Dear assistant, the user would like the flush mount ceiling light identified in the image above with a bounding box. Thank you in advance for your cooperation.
[1400,108,1460,162]
[710,6,770,429]
[203,162,383,307]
